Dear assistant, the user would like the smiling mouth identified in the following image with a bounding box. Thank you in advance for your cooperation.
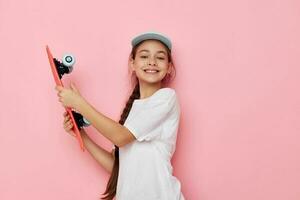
[144,69,160,73]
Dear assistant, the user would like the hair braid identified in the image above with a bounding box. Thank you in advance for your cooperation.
[101,82,140,200]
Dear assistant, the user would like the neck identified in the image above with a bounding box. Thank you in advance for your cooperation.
[138,81,162,99]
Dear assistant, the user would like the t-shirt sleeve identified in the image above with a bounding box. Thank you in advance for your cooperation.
[124,89,177,142]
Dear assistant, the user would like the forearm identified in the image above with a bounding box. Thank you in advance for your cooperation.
[75,98,136,147]
[76,97,126,147]
[80,129,114,174]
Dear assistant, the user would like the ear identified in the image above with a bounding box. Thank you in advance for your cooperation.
[167,62,173,74]
[128,56,135,72]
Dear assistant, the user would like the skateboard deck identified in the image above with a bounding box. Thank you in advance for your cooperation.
[46,45,85,151]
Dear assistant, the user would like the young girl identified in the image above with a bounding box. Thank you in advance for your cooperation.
[55,31,185,200]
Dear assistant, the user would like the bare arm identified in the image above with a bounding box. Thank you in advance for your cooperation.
[80,129,115,174]
[76,98,136,147]
[63,112,115,173]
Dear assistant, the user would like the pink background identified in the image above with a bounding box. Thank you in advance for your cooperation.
[0,0,299,199]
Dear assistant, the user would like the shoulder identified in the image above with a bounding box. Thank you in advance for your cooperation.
[147,88,178,109]
[154,87,176,100]
[148,88,178,106]
[134,87,177,105]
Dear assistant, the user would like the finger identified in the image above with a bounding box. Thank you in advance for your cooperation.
[55,86,60,91]
[55,85,64,91]
[66,120,72,126]
[65,115,70,121]
[65,122,73,130]
[64,119,71,126]
[68,128,76,137]
[64,117,71,124]
[70,82,78,92]
[64,116,70,123]
[69,131,76,137]
[64,113,70,119]
[67,122,73,129]
[67,126,75,136]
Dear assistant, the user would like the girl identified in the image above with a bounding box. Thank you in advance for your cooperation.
[55,31,185,200]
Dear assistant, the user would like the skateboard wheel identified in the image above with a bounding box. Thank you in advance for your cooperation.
[71,111,91,127]
[82,117,91,126]
[62,53,75,69]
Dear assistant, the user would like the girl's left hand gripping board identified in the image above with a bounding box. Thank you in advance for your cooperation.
[46,45,90,152]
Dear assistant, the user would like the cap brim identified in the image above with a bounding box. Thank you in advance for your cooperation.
[131,32,172,50]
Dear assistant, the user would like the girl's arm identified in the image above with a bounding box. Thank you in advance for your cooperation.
[76,98,136,147]
[80,129,115,173]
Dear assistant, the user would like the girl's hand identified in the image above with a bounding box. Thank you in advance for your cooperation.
[63,111,76,137]
[55,82,83,110]
[63,111,87,138]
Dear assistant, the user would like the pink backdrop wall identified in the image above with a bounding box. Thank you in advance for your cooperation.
[1,0,299,199]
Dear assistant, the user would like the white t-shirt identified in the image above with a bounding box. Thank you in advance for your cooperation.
[116,88,185,200]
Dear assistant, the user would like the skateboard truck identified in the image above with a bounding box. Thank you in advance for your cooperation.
[72,111,91,128]
[53,53,75,79]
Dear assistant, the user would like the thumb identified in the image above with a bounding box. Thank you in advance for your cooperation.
[70,82,79,93]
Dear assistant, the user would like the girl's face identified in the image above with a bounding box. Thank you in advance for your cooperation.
[130,40,172,85]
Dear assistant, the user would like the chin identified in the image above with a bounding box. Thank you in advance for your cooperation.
[140,78,164,85]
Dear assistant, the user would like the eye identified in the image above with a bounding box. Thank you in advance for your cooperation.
[140,55,148,59]
[157,57,165,60]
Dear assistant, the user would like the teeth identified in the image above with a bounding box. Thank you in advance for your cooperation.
[144,69,159,73]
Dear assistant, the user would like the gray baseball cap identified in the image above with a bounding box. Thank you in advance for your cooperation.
[131,31,172,51]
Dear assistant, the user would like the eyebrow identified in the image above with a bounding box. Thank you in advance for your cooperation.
[137,49,167,55]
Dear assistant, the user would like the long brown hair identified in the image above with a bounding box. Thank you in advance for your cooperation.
[101,40,176,200]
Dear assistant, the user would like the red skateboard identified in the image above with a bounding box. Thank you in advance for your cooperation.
[46,45,90,151]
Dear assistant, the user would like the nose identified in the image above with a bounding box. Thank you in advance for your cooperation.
[148,57,157,66]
